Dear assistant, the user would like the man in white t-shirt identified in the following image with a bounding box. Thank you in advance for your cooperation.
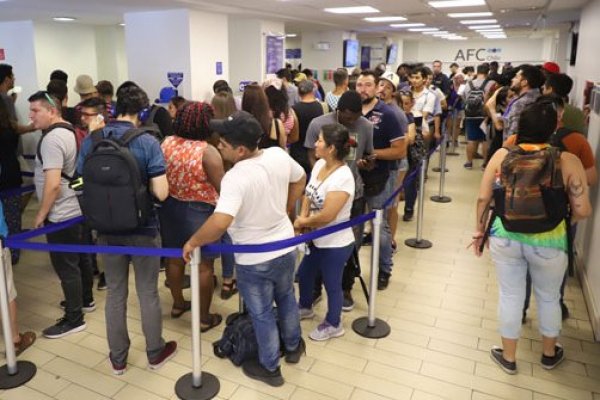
[183,111,306,387]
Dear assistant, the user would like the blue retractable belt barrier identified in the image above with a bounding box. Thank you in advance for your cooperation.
[9,216,84,241]
[0,185,36,199]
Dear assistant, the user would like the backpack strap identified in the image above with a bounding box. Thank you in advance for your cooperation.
[36,122,77,182]
[119,128,151,146]
[468,80,475,91]
[478,79,489,91]
[551,127,572,150]
[146,106,159,125]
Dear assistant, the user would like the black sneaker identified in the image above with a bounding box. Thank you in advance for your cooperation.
[490,347,517,375]
[43,317,86,339]
[97,273,107,291]
[149,341,177,370]
[242,359,284,387]
[541,344,564,370]
[285,338,306,364]
[60,300,96,313]
[377,272,390,291]
[402,212,414,222]
[342,291,354,312]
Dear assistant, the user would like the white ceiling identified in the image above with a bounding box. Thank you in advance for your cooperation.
[0,0,588,39]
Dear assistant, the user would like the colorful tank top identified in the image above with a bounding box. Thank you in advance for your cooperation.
[161,136,218,205]
[491,217,567,252]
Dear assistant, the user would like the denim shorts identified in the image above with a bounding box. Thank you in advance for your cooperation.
[158,197,217,256]
[465,118,486,141]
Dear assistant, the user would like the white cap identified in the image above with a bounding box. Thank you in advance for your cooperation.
[380,72,400,91]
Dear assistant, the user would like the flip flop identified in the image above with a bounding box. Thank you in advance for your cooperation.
[15,331,36,356]
[220,279,238,300]
[200,313,223,333]
[171,300,192,318]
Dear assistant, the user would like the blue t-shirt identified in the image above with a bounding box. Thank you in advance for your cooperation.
[76,121,167,232]
[364,100,403,173]
[0,201,8,238]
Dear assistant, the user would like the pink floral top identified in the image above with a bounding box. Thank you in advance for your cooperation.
[161,136,218,205]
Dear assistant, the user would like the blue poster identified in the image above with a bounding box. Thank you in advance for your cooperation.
[361,46,371,70]
[266,36,284,74]
[285,48,302,59]
[167,72,184,88]
[216,62,223,76]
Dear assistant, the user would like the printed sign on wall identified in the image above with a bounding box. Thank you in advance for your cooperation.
[266,36,284,74]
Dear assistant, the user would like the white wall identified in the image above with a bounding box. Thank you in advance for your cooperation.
[301,30,354,92]
[189,11,229,102]
[572,0,600,340]
[125,9,192,104]
[95,25,128,89]
[34,22,99,107]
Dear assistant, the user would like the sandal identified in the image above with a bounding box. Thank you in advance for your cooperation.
[14,331,36,356]
[220,279,238,300]
[200,313,223,333]
[171,300,192,318]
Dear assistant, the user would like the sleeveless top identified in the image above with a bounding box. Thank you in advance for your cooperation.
[161,136,218,205]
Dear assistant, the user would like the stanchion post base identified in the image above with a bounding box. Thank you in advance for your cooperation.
[430,195,452,203]
[0,361,37,389]
[446,151,460,156]
[404,238,433,249]
[175,372,220,400]
[432,167,449,173]
[352,317,391,339]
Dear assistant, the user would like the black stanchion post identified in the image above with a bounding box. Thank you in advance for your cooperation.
[447,109,460,156]
[0,241,37,389]
[175,248,220,400]
[352,209,391,338]
[405,160,433,249]
[431,130,452,203]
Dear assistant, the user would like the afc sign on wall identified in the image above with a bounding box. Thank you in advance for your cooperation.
[454,47,502,62]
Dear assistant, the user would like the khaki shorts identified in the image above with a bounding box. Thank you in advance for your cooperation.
[2,248,17,302]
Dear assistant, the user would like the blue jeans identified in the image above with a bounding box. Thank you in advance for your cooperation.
[365,170,396,274]
[490,237,567,339]
[235,251,301,371]
[298,244,354,327]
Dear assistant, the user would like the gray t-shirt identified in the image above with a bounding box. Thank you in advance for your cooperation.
[304,112,374,198]
[34,127,81,222]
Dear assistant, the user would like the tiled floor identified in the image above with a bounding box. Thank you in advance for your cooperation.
[2,144,600,400]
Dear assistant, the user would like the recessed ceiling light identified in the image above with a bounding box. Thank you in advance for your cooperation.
[389,23,426,28]
[448,12,493,17]
[468,25,501,29]
[475,28,503,32]
[53,17,76,22]
[460,19,497,24]
[119,23,126,27]
[447,37,468,40]
[408,27,439,32]
[324,6,379,14]
[432,32,453,36]
[429,0,485,8]
[423,31,449,35]
[285,33,298,37]
[364,16,406,22]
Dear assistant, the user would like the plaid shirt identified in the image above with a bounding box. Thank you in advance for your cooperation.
[502,89,540,140]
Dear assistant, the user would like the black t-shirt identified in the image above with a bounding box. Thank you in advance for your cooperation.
[291,101,324,174]
[62,107,78,126]
[152,105,173,139]
[0,125,22,190]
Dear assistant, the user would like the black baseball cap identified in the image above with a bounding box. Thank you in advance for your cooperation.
[209,110,262,148]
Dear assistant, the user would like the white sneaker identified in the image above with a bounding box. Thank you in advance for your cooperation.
[299,307,314,320]
[309,321,345,341]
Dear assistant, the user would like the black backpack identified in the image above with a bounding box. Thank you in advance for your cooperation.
[549,127,573,151]
[464,79,489,118]
[80,128,153,233]
[142,106,164,142]
[213,313,259,366]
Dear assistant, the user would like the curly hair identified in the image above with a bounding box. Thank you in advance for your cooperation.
[172,101,214,141]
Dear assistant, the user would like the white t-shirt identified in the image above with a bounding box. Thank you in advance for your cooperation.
[215,147,305,265]
[305,159,355,248]
[412,88,436,119]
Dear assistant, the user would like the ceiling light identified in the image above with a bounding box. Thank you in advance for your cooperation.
[468,25,501,29]
[448,12,493,17]
[475,28,503,32]
[324,6,379,14]
[423,31,449,35]
[429,0,485,8]
[408,27,439,32]
[364,16,406,22]
[447,37,468,40]
[389,23,426,28]
[460,19,497,24]
[53,17,76,22]
[285,33,297,37]
[119,23,126,27]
